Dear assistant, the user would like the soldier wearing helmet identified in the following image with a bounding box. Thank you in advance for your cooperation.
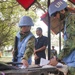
[13,16,35,68]
[48,0,75,75]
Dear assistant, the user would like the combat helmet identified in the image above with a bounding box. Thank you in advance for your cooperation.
[19,16,34,27]
[49,0,67,16]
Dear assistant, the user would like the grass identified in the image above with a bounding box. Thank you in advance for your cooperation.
[0,56,12,62]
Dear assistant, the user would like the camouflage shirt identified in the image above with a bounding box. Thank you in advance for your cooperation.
[58,13,75,60]
[20,32,35,60]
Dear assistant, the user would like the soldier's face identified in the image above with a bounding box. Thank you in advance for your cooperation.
[54,9,66,20]
[20,26,31,34]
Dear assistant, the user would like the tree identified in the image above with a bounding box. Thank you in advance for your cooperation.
[0,0,73,51]
[0,0,47,50]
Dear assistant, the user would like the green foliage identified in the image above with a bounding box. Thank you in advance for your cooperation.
[0,1,16,48]
[0,0,47,50]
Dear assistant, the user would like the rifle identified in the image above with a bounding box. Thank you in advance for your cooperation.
[13,36,18,62]
[0,62,18,71]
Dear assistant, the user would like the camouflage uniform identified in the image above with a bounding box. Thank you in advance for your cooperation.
[58,13,75,75]
[22,35,35,60]
[17,32,35,64]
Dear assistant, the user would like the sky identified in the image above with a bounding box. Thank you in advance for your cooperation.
[32,9,48,37]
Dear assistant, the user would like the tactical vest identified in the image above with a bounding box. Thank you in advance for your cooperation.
[17,31,34,65]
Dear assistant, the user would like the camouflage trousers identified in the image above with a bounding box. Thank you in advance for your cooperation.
[68,67,75,75]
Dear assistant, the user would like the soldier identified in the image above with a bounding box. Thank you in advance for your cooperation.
[48,0,75,75]
[51,46,57,58]
[12,16,35,68]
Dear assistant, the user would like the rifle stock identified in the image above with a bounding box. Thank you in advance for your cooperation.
[13,36,18,62]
